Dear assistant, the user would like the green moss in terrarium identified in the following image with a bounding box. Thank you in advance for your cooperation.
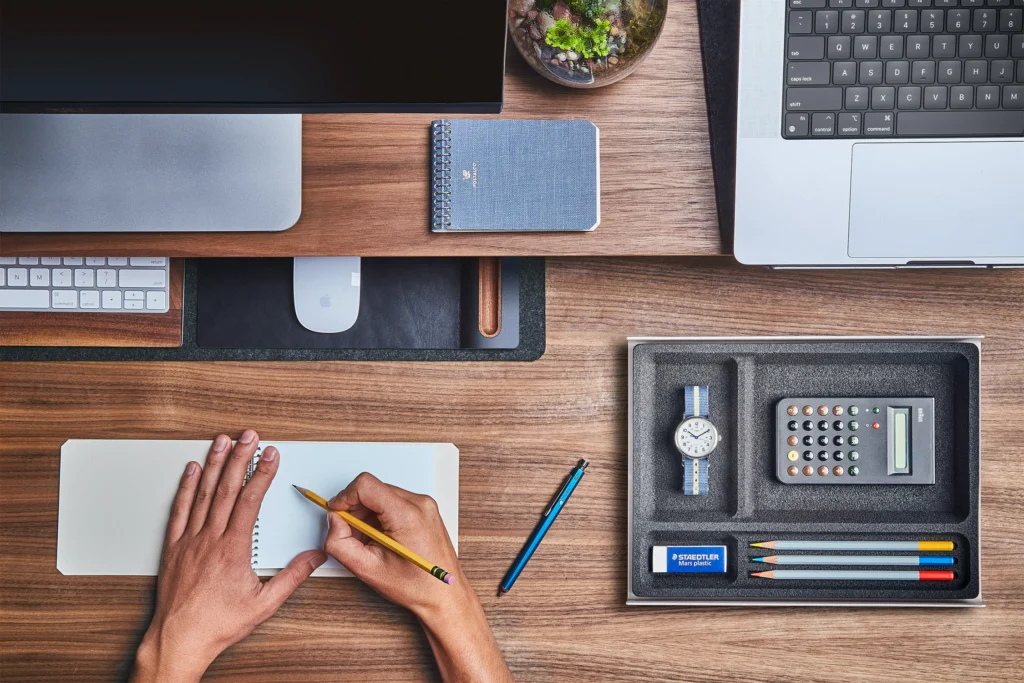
[546,17,611,59]
[582,19,612,58]
[622,0,667,58]
[546,19,586,54]
[569,0,608,21]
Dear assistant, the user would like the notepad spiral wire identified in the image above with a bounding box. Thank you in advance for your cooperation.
[431,120,453,230]
[245,447,261,568]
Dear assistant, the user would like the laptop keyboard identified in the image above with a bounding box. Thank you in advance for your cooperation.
[784,0,1024,138]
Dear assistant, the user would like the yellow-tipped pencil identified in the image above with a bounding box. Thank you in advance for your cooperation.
[293,485,454,585]
[750,540,954,552]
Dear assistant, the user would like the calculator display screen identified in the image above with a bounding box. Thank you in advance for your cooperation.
[889,407,911,475]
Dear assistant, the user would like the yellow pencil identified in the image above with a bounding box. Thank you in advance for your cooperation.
[292,485,454,585]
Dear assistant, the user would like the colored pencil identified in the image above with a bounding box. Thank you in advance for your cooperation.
[754,555,954,566]
[752,570,954,581]
[292,485,454,585]
[751,540,954,552]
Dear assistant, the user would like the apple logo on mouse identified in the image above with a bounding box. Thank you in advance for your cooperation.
[320,294,332,308]
[294,257,360,334]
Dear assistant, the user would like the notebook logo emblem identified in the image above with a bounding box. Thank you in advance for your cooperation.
[462,162,478,189]
[463,169,471,180]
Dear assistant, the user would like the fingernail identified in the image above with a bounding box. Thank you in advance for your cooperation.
[261,447,278,463]
[239,429,257,444]
[213,435,230,451]
[185,461,198,476]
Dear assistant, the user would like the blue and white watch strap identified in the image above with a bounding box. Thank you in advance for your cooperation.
[684,385,710,420]
[683,385,711,496]
[683,458,709,496]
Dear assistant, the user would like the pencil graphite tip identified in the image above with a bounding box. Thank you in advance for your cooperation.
[292,485,307,494]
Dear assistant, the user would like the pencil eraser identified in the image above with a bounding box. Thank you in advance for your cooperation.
[651,545,727,573]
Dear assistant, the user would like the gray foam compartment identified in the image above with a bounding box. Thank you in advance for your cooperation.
[630,341,979,603]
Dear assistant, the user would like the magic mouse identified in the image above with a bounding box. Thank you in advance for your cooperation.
[293,257,361,333]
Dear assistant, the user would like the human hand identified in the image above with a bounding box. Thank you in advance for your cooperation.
[325,473,512,682]
[132,431,327,683]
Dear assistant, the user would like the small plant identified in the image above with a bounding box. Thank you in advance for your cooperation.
[536,0,555,10]
[569,0,607,21]
[545,17,612,59]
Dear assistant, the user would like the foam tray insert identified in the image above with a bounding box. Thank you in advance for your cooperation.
[629,339,980,604]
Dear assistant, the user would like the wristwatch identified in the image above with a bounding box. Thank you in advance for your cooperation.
[673,385,722,496]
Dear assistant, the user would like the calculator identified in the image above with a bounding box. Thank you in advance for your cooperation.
[775,398,935,485]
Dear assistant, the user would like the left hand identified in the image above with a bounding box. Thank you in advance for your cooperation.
[132,430,327,683]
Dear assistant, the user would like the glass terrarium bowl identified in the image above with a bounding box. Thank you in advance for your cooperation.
[508,0,668,89]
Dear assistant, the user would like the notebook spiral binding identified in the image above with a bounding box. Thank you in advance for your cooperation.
[431,120,453,230]
[245,447,261,568]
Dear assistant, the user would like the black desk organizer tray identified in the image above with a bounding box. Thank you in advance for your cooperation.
[627,337,982,607]
[1,257,545,362]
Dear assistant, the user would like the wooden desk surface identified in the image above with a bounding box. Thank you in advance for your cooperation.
[2,259,1022,681]
[0,1,721,259]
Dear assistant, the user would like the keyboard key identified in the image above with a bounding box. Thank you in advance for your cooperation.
[924,84,949,107]
[812,112,837,134]
[999,8,1021,31]
[906,35,931,57]
[792,0,827,7]
[974,8,997,31]
[102,291,123,309]
[843,9,866,32]
[977,84,1002,107]
[882,0,906,7]
[86,257,105,266]
[146,291,167,310]
[790,62,832,85]
[895,9,917,32]
[8,268,27,286]
[899,85,923,108]
[125,290,145,300]
[992,59,1015,81]
[898,110,1024,134]
[30,268,50,287]
[855,34,879,56]
[52,269,72,287]
[0,269,4,287]
[865,111,896,134]
[0,290,50,309]
[80,291,100,309]
[124,298,145,310]
[791,10,815,33]
[986,33,1010,57]
[52,290,78,309]
[108,257,129,266]
[1018,59,1024,81]
[129,257,168,267]
[857,0,880,6]
[869,9,892,31]
[18,257,39,265]
[63,257,83,266]
[1013,33,1024,57]
[913,59,938,82]
[861,60,885,82]
[951,85,975,107]
[881,34,905,56]
[839,112,864,134]
[831,0,854,7]
[835,60,859,82]
[74,269,95,288]
[786,112,811,136]
[41,257,61,265]
[847,86,871,108]
[873,85,897,107]
[959,35,984,57]
[886,60,911,82]
[1006,85,1024,107]
[938,60,962,82]
[97,269,118,288]
[949,9,972,32]
[816,10,841,32]
[829,35,853,57]
[0,257,15,265]
[964,59,989,82]
[921,9,943,31]
[118,269,167,289]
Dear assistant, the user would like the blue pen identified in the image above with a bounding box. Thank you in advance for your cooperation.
[498,459,589,596]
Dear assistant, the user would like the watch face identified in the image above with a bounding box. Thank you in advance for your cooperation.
[674,418,719,459]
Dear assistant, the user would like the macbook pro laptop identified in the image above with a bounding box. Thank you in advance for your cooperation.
[734,0,1023,267]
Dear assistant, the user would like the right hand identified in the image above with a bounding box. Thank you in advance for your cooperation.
[324,472,464,620]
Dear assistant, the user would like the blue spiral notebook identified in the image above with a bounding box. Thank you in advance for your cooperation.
[431,119,600,232]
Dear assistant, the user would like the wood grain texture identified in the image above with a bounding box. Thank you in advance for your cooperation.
[2,258,1023,682]
[0,0,720,259]
[0,260,183,347]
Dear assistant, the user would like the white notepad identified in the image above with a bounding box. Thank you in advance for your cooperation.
[57,440,458,577]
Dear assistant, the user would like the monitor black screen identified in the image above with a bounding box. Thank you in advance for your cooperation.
[0,3,508,113]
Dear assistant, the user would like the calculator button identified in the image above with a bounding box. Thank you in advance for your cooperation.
[803,406,814,416]
[849,420,860,430]
[818,435,830,446]
[833,420,846,430]
[833,466,845,476]
[873,421,881,429]
[788,405,800,416]
[804,420,815,430]
[788,450,800,461]
[834,451,846,460]
[872,407,880,414]
[818,450,830,461]
[850,451,860,461]
[803,450,815,461]
[849,436,860,446]
[818,405,829,415]
[818,465,829,476]
[833,405,844,416]
[788,436,799,446]
[849,406,860,416]
[849,466,860,476]
[803,465,815,476]
[834,435,846,446]
[804,435,815,446]
[818,420,830,430]
[788,466,799,476]
[789,420,800,430]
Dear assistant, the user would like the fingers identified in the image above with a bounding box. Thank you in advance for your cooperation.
[227,446,279,536]
[164,461,201,550]
[203,429,261,534]
[259,549,328,618]
[186,434,232,534]
[324,512,386,577]
[328,472,418,530]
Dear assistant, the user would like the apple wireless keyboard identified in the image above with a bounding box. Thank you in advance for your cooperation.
[0,257,170,313]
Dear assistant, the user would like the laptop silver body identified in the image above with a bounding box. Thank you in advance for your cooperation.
[734,0,1024,268]
[0,114,302,233]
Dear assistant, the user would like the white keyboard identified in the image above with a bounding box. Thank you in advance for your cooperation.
[0,257,170,313]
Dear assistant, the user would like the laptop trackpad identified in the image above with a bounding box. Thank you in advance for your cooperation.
[848,142,1024,259]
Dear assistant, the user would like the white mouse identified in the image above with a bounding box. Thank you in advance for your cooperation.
[293,257,361,333]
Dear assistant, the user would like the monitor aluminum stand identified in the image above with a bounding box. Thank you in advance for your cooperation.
[0,114,302,233]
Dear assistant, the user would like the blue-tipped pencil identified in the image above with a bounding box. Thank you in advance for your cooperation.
[754,555,954,566]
